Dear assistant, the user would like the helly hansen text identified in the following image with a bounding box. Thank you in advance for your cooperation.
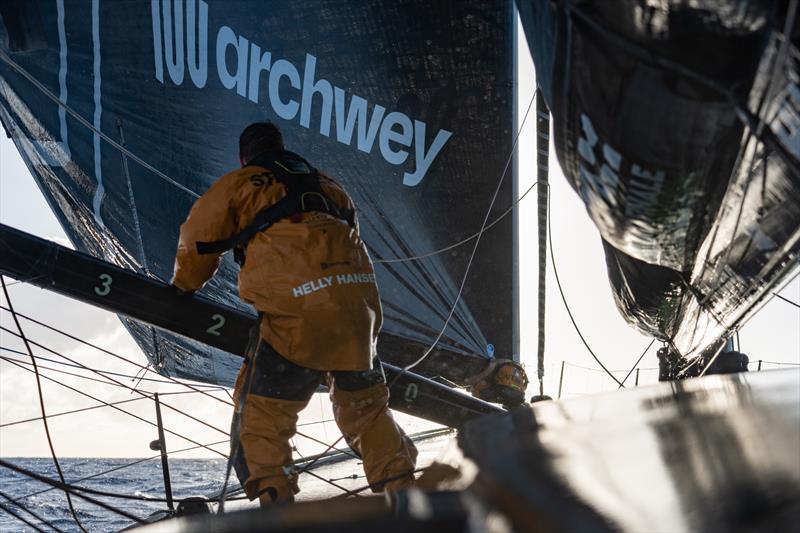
[292,273,376,298]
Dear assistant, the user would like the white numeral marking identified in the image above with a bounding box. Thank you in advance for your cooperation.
[94,273,113,296]
[206,314,225,336]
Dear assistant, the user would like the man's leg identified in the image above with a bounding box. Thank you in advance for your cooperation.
[232,342,321,506]
[330,361,418,491]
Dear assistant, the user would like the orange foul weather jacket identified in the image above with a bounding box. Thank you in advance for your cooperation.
[172,163,383,372]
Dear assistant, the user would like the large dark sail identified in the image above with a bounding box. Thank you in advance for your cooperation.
[518,0,800,363]
[0,1,518,386]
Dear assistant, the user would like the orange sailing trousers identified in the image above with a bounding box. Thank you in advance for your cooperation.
[231,342,418,505]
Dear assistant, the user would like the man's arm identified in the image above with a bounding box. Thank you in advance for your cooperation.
[172,176,237,293]
[320,174,359,233]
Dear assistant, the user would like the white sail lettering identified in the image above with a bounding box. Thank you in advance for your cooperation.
[216,26,248,97]
[269,59,301,120]
[162,0,184,85]
[247,43,271,103]
[404,121,452,187]
[379,111,413,165]
[186,0,208,88]
[334,88,385,153]
[149,6,452,185]
[300,54,333,137]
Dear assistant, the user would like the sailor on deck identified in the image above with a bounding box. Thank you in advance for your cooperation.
[171,122,417,505]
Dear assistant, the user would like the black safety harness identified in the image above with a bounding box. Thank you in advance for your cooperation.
[195,150,354,266]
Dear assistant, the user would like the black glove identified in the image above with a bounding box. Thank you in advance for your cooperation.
[171,284,195,297]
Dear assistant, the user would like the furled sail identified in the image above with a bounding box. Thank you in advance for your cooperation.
[0,0,518,386]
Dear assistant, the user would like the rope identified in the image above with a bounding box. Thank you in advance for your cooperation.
[398,90,537,375]
[372,178,539,264]
[535,89,550,396]
[546,204,625,387]
[0,276,87,532]
[618,340,656,389]
[773,292,800,310]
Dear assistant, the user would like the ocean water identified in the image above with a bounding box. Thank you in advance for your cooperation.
[0,457,235,532]
[0,434,449,532]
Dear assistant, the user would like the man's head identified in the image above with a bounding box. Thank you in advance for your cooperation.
[239,122,284,166]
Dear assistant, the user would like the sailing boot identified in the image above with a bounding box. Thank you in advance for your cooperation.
[330,376,418,492]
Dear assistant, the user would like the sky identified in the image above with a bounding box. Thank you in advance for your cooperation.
[1,18,799,458]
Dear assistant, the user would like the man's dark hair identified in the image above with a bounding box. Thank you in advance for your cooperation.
[239,122,284,164]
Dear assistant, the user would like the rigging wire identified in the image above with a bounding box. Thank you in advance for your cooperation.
[2,312,366,501]
[0,460,144,524]
[0,50,199,199]
[0,325,236,439]
[0,276,87,532]
[0,346,226,388]
[0,305,233,406]
[1,356,228,458]
[0,337,352,464]
[291,90,539,481]
[0,352,127,389]
[0,351,220,398]
[1,45,533,268]
[398,88,536,375]
[328,467,431,499]
[755,360,800,366]
[0,501,49,533]
[0,490,66,533]
[617,340,656,389]
[15,439,229,503]
[0,377,217,429]
[772,292,800,310]
[3,345,365,502]
[372,178,539,264]
[546,201,625,387]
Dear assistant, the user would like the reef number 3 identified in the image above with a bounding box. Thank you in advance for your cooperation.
[94,273,113,296]
[206,314,225,336]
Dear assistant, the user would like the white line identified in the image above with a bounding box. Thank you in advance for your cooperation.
[91,0,105,229]
[56,0,69,157]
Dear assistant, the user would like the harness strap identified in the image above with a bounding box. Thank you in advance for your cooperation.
[196,151,354,259]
